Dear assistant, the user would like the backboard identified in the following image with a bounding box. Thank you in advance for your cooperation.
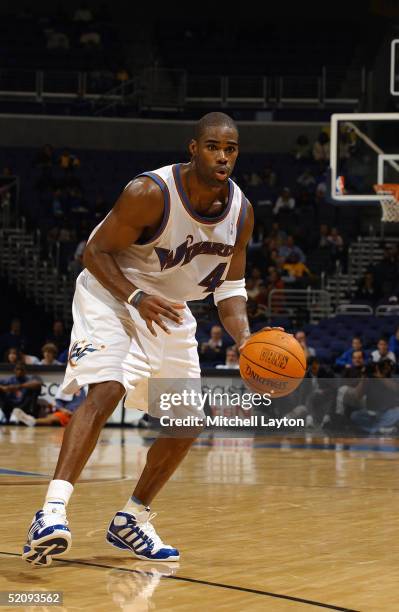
[329,113,399,204]
[391,39,399,96]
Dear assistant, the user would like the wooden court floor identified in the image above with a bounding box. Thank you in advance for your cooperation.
[1,427,399,611]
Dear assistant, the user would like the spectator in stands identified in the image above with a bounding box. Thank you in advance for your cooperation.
[248,222,265,250]
[355,271,380,304]
[249,266,264,290]
[296,168,316,193]
[1,165,13,177]
[240,173,250,187]
[350,360,399,434]
[388,325,399,360]
[247,299,266,325]
[216,347,240,370]
[371,338,396,363]
[335,337,364,368]
[0,318,26,356]
[372,245,399,297]
[345,349,365,374]
[327,226,345,269]
[282,253,312,284]
[265,267,284,304]
[265,222,287,245]
[245,278,259,300]
[292,134,312,161]
[68,186,88,214]
[252,237,280,271]
[51,188,65,217]
[93,193,109,220]
[45,320,69,354]
[334,350,367,429]
[23,352,40,365]
[199,325,228,364]
[327,227,344,252]
[266,266,284,291]
[372,245,398,297]
[291,356,336,428]
[278,235,305,263]
[254,282,268,307]
[315,180,327,204]
[13,388,86,428]
[74,2,93,22]
[2,347,39,366]
[3,347,23,364]
[34,144,54,169]
[273,188,295,216]
[59,149,80,172]
[338,125,356,160]
[46,30,70,51]
[115,67,130,83]
[262,163,277,187]
[265,268,285,313]
[315,223,330,249]
[0,362,42,422]
[40,343,62,366]
[47,221,77,272]
[69,239,87,280]
[80,27,102,47]
[248,172,262,187]
[312,131,330,164]
[294,331,316,359]
[269,248,284,274]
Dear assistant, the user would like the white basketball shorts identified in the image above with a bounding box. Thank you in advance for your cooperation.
[62,270,201,414]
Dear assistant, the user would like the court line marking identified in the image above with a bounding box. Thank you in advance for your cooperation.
[0,551,359,611]
[0,468,47,477]
[141,436,399,454]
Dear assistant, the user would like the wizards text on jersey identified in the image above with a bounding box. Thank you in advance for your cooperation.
[155,234,234,271]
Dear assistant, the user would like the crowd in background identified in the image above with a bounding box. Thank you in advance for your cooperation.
[1,130,399,434]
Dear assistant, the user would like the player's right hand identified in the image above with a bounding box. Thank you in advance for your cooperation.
[137,294,185,336]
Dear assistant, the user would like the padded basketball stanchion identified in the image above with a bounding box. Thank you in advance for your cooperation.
[373,184,399,223]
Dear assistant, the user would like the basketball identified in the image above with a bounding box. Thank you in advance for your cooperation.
[240,329,306,398]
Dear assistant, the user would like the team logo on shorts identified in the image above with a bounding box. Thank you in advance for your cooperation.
[68,340,105,367]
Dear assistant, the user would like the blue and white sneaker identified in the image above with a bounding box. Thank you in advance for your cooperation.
[22,505,71,567]
[106,508,180,561]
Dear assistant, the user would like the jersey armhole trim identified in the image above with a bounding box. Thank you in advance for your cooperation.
[235,192,249,244]
[134,172,171,245]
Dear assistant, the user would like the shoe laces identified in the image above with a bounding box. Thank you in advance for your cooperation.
[136,512,165,552]
[42,507,69,527]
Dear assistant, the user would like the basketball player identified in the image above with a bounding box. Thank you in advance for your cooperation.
[23,112,273,566]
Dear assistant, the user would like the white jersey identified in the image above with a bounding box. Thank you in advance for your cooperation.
[88,163,249,302]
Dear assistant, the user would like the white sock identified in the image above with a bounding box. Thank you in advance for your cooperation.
[44,479,74,513]
[122,495,149,516]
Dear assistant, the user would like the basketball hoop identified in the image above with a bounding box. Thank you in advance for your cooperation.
[373,183,399,222]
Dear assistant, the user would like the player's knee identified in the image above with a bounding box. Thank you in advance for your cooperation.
[87,381,125,419]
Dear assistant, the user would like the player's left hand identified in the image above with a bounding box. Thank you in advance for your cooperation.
[239,326,285,352]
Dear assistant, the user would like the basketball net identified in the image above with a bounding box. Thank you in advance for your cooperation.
[373,183,399,222]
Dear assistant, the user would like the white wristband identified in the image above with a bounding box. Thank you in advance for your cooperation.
[213,278,247,306]
[127,289,142,305]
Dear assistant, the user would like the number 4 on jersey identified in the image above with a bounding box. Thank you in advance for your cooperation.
[198,263,227,293]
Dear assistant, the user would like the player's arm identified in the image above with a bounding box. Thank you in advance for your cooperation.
[83,178,184,336]
[216,204,254,349]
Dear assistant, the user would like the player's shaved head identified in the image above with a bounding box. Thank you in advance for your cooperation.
[195,112,238,141]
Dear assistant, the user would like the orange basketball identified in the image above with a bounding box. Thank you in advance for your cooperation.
[239,329,306,398]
